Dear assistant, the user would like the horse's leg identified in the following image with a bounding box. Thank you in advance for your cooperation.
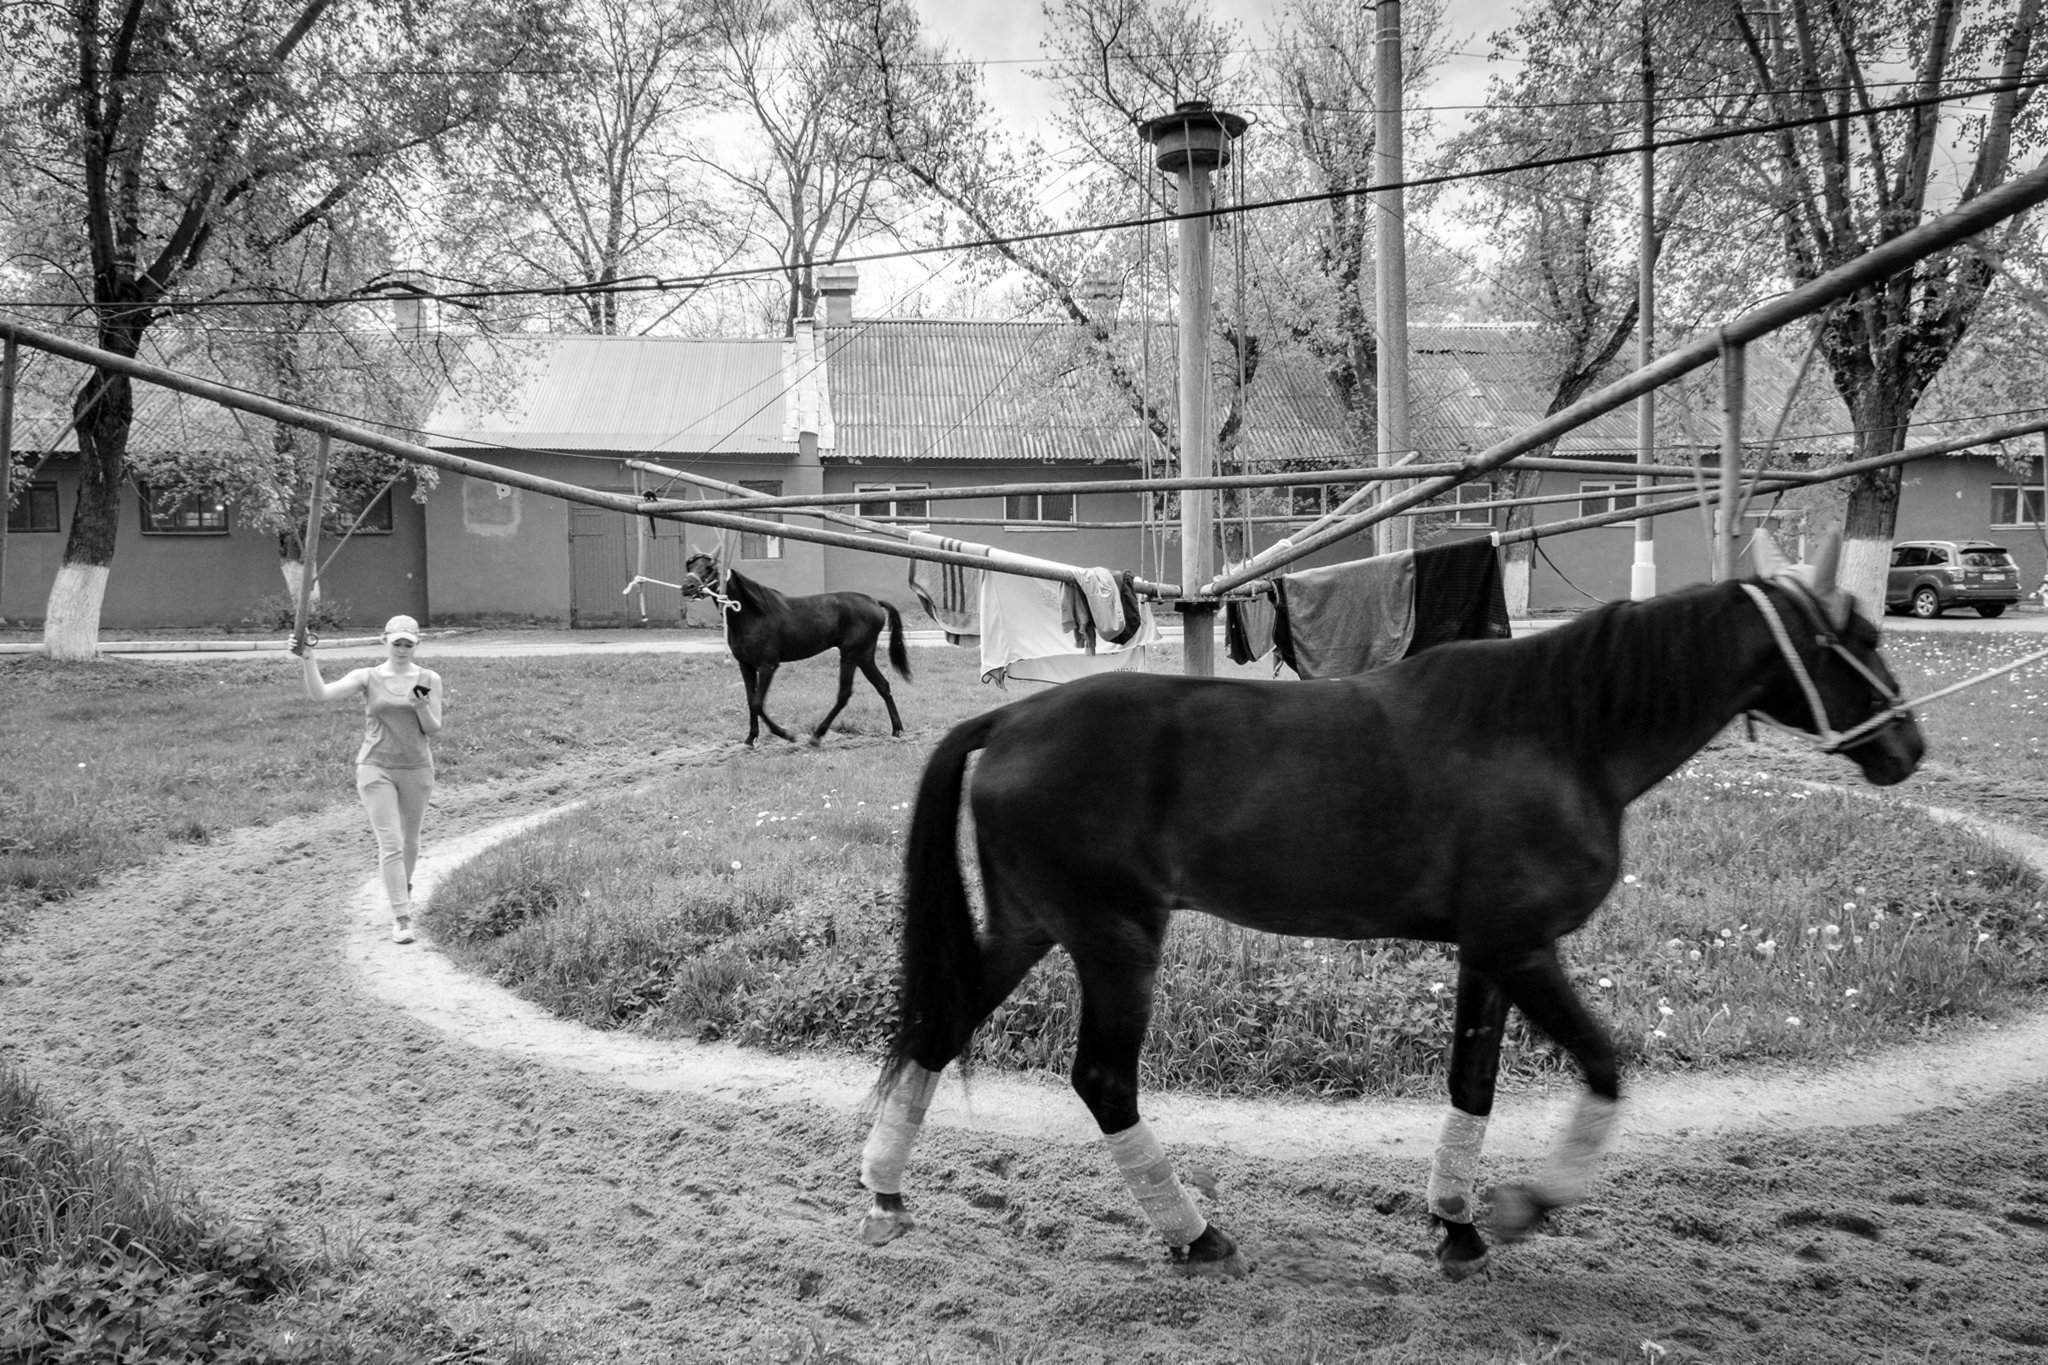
[749,661,798,743]
[1070,948,1245,1277]
[735,660,763,746]
[855,652,905,737]
[1471,944,1622,1244]
[807,650,862,747]
[859,926,1053,1244]
[1430,964,1511,1280]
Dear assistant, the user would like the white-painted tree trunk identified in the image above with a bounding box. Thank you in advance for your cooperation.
[1502,552,1531,618]
[1838,534,1890,624]
[42,564,108,661]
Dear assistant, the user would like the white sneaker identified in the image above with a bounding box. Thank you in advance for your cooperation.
[391,915,416,945]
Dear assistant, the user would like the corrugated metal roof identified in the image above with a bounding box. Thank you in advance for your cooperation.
[424,335,796,457]
[821,319,1850,467]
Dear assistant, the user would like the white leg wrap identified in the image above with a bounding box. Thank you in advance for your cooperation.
[1104,1120,1206,1247]
[859,1063,941,1196]
[1531,1092,1621,1206]
[1427,1107,1490,1223]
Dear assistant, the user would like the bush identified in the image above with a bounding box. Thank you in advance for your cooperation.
[241,593,353,634]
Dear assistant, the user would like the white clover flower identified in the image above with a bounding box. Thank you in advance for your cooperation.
[1785,1015,1803,1026]
[1598,976,1614,989]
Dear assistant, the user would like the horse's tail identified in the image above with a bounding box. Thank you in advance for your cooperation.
[883,602,912,681]
[876,709,998,1101]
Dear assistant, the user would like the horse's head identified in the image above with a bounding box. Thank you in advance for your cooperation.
[681,549,721,600]
[1747,532,1925,786]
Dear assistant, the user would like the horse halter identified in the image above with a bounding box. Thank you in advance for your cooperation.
[1739,577,1912,756]
[682,562,740,614]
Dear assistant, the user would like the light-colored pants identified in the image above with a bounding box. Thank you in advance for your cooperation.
[356,764,435,914]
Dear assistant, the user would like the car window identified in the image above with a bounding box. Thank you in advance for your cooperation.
[1890,547,1913,568]
[1926,546,1953,565]
[1962,549,2015,569]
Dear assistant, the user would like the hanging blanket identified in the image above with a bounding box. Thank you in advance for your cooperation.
[1273,550,1417,679]
[979,571,1160,686]
[908,546,984,644]
[1272,538,1509,679]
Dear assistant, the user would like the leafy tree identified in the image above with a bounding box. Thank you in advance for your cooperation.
[1446,0,1760,609]
[1725,0,2046,612]
[4,0,563,658]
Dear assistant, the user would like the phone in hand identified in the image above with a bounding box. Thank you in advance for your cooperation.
[412,684,431,699]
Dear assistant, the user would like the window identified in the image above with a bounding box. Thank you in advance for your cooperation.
[739,479,783,559]
[6,482,59,533]
[1993,484,2046,528]
[1578,480,1637,526]
[137,482,227,534]
[1288,483,1362,519]
[325,486,394,536]
[858,482,930,530]
[1423,481,1495,529]
[1003,491,1076,525]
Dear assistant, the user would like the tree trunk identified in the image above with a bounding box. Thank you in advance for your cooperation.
[1836,389,1911,622]
[43,370,135,660]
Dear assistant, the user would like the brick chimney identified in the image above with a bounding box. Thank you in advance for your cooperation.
[818,263,859,325]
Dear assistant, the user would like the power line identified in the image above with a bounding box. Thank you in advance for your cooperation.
[6,72,2032,318]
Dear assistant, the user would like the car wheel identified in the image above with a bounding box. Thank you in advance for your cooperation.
[1910,586,1943,618]
[1976,604,2008,619]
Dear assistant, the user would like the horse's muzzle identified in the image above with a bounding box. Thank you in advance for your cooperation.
[1844,713,1926,787]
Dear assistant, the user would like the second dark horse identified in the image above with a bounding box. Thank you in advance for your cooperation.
[682,552,910,746]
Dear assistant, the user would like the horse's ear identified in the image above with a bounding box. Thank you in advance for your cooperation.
[1751,530,1789,579]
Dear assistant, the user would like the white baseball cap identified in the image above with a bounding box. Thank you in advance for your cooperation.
[383,614,421,644]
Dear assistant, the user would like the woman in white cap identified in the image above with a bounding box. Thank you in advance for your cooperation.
[291,615,444,943]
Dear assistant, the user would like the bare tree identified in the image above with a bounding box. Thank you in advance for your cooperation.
[435,0,722,335]
[698,0,921,334]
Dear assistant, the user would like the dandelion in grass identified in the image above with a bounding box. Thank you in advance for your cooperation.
[1598,976,1614,989]
[1786,1015,1803,1026]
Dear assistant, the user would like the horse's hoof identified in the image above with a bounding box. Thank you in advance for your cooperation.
[1171,1223,1248,1279]
[1434,1219,1491,1281]
[859,1203,915,1246]
[1485,1184,1555,1245]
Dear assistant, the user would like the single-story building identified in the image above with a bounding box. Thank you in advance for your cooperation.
[6,277,2040,628]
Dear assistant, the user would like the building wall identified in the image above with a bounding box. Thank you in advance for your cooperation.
[3,459,427,629]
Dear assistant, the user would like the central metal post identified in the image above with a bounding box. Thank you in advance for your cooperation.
[1140,101,1245,677]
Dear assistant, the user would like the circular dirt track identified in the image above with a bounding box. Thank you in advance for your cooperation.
[5,746,2047,1364]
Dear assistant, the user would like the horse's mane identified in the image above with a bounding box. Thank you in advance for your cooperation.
[1398,578,1752,753]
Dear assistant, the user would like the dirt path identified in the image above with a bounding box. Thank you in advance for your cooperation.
[5,751,2046,1364]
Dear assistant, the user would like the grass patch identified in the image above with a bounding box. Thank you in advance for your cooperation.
[0,1062,543,1364]
[433,751,2048,1100]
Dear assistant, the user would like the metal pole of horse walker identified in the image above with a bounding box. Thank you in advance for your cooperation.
[1206,157,2048,596]
[291,433,330,651]
[0,338,15,621]
[1717,337,1745,580]
[1140,101,1246,677]
[1373,0,1413,557]
[0,316,1104,590]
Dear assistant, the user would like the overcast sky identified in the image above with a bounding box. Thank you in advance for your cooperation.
[912,0,1526,146]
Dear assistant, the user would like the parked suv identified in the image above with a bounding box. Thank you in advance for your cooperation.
[1885,540,2023,618]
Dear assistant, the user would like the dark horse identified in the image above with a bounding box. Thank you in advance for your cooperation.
[681,551,910,747]
[857,536,1924,1278]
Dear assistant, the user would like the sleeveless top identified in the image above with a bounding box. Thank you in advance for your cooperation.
[349,667,439,769]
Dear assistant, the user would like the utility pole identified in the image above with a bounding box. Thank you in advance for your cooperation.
[1632,8,1659,599]
[1140,100,1247,677]
[0,338,15,623]
[1373,0,1413,555]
